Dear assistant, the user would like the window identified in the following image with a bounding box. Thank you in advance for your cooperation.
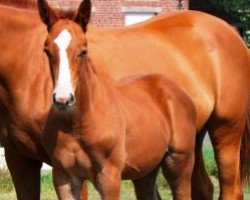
[122,6,163,26]
[125,12,155,26]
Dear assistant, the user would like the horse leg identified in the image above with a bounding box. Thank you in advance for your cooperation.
[132,167,162,200]
[4,148,42,200]
[161,145,194,200]
[93,165,121,200]
[208,118,246,200]
[191,129,214,200]
[53,167,83,200]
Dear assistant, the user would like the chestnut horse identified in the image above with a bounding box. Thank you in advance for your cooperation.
[42,22,196,199]
[40,4,197,199]
[37,1,250,199]
[0,0,250,199]
[0,1,86,200]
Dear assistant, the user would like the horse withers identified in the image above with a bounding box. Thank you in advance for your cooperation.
[39,1,196,199]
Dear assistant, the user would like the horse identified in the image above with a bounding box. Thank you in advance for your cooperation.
[38,1,250,199]
[0,1,87,200]
[40,3,197,199]
[0,0,250,199]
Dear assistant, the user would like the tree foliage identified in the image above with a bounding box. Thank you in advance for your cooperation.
[208,0,250,28]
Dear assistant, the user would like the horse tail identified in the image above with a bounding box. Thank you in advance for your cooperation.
[191,130,214,200]
[240,108,250,185]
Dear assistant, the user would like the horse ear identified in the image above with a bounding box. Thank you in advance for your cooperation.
[37,0,58,31]
[74,0,91,32]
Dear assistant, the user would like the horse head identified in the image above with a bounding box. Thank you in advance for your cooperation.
[38,0,91,111]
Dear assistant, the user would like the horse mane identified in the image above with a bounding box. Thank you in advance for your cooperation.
[0,0,37,9]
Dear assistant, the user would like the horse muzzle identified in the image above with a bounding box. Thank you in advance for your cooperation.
[52,93,75,111]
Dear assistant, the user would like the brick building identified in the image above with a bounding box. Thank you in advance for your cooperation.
[48,0,189,27]
[91,0,188,27]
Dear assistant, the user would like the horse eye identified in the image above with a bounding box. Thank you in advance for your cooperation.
[77,49,87,57]
[44,46,52,57]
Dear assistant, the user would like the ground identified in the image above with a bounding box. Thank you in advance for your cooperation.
[1,143,250,199]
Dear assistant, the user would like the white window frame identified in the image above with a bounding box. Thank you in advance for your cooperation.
[122,6,163,26]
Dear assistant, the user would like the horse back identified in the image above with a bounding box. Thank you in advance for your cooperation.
[118,73,196,125]
[88,10,250,129]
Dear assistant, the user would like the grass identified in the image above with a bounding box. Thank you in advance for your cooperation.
[0,167,14,192]
[1,146,250,199]
[203,146,218,177]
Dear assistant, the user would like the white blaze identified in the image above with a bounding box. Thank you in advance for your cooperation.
[54,29,73,99]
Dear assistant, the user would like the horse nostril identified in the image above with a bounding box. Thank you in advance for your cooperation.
[69,94,75,105]
[53,93,57,104]
[53,93,74,107]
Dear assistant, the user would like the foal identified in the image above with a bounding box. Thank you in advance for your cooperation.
[39,1,196,199]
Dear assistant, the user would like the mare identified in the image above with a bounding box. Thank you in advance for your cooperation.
[38,1,250,199]
[40,2,197,199]
[0,0,87,199]
[0,0,250,199]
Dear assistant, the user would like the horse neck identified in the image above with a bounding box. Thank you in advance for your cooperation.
[0,0,37,9]
[0,49,52,116]
[0,5,49,106]
[75,58,113,117]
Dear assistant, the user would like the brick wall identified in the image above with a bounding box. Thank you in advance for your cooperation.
[48,0,189,27]
[91,0,124,27]
[93,0,189,27]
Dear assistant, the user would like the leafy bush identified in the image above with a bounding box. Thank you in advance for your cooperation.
[245,30,250,48]
[208,0,250,48]
[208,0,250,28]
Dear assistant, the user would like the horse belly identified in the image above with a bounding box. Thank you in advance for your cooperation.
[122,121,170,180]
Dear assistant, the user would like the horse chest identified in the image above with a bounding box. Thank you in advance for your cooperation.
[52,130,119,180]
[63,153,91,179]
[52,138,93,178]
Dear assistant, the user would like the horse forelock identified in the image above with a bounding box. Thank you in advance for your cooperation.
[54,8,77,20]
[48,0,79,19]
